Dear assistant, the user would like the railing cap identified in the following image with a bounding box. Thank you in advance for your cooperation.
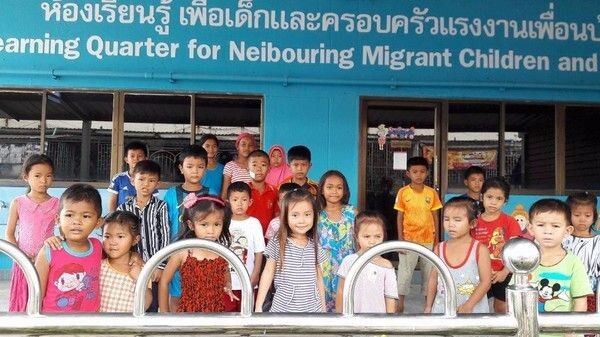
[502,237,540,275]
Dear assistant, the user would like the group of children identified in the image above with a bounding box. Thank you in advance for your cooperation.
[3,138,599,321]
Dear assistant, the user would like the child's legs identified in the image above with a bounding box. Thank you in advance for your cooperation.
[417,243,434,296]
[489,273,511,313]
[146,282,159,312]
[397,251,419,313]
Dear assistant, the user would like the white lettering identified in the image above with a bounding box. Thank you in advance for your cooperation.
[86,35,179,60]
[459,48,549,71]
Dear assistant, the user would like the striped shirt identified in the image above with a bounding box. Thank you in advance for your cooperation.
[563,234,600,292]
[264,236,326,312]
[223,161,251,184]
[117,196,170,268]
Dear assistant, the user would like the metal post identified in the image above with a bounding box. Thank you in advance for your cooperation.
[0,239,41,316]
[502,237,541,337]
[342,240,457,317]
[132,238,254,317]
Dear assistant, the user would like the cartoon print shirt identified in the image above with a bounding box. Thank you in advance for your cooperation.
[228,217,265,290]
[529,252,591,313]
[42,238,102,313]
[472,213,521,271]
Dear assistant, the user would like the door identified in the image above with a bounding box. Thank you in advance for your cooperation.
[359,99,442,241]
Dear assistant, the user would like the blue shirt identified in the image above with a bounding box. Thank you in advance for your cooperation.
[107,171,159,208]
[201,162,224,196]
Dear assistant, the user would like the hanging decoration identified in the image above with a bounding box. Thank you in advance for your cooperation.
[376,124,416,150]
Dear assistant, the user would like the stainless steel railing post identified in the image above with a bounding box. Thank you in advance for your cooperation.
[503,237,541,337]
[0,239,41,315]
[342,240,457,317]
[132,238,254,317]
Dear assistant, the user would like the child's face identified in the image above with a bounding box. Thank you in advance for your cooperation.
[287,200,314,237]
[482,187,506,214]
[131,172,159,198]
[443,206,474,239]
[323,175,344,205]
[102,222,139,260]
[464,173,485,195]
[179,156,207,184]
[228,191,252,217]
[237,137,255,158]
[406,165,428,185]
[58,199,102,242]
[356,222,384,252]
[270,149,283,167]
[289,159,311,181]
[188,211,224,241]
[202,139,218,159]
[528,211,572,249]
[125,149,146,171]
[24,163,54,194]
[571,204,595,234]
[248,156,270,182]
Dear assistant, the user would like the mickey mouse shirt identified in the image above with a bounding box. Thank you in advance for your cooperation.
[528,252,591,313]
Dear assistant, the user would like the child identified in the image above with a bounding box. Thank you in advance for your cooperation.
[527,199,591,314]
[317,170,356,312]
[100,210,152,312]
[34,184,103,313]
[220,132,257,199]
[265,145,292,187]
[225,182,265,312]
[108,140,155,211]
[460,165,486,216]
[255,188,326,312]
[5,154,59,312]
[265,182,301,241]
[199,134,224,196]
[247,149,279,234]
[163,144,209,311]
[394,156,443,313]
[117,159,170,312]
[563,192,600,313]
[335,211,398,313]
[278,145,319,197]
[425,197,491,314]
[472,177,521,313]
[159,194,237,312]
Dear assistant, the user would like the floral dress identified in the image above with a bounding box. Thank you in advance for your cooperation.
[318,204,356,312]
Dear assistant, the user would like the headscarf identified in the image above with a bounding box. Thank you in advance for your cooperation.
[265,145,292,187]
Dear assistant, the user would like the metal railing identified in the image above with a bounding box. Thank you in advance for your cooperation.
[0,237,599,336]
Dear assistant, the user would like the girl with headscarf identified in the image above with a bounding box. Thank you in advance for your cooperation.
[265,145,292,187]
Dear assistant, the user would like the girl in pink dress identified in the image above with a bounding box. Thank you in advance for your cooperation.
[5,154,59,312]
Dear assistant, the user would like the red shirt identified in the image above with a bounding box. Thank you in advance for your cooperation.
[247,182,279,234]
[472,212,521,271]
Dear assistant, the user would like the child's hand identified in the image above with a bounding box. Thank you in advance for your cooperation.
[424,307,432,314]
[151,269,163,282]
[44,236,64,251]
[457,303,473,314]
[250,272,260,288]
[224,287,239,302]
[129,259,143,281]
[491,268,509,284]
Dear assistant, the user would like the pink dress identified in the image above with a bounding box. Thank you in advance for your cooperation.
[9,195,59,312]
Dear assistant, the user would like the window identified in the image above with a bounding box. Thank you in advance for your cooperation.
[0,92,44,180]
[447,103,500,190]
[566,106,600,191]
[45,92,113,182]
[505,104,555,191]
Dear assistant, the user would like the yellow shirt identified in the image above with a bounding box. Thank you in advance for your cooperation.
[394,185,442,244]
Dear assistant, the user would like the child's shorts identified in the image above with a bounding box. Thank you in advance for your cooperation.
[397,243,433,296]
[587,293,597,313]
[487,273,512,301]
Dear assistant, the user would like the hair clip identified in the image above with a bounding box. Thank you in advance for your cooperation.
[179,193,225,209]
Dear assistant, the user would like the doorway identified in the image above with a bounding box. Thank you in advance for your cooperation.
[359,99,442,241]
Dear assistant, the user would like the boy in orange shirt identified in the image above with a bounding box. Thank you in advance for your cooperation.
[395,156,442,313]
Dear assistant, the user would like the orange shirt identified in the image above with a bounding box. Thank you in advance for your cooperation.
[394,185,442,244]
